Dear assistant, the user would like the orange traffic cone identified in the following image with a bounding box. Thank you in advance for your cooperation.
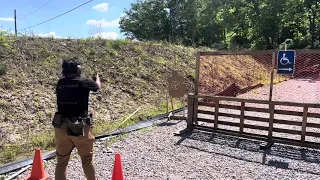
[25,148,49,180]
[112,152,124,180]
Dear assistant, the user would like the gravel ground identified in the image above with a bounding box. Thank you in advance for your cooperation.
[6,78,320,179]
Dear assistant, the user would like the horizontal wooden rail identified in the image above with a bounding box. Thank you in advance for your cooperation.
[199,101,320,118]
[307,123,320,129]
[243,124,269,131]
[306,132,320,138]
[193,94,320,108]
[198,110,303,126]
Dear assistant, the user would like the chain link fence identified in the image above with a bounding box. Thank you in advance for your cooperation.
[197,51,286,101]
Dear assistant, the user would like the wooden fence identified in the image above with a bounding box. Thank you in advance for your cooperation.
[186,93,320,149]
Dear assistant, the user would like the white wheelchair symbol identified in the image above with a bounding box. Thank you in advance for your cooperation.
[280,53,291,65]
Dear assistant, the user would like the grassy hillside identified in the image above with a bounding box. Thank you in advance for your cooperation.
[0,35,274,165]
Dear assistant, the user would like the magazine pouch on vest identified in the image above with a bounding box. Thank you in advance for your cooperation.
[67,117,85,136]
[52,112,62,128]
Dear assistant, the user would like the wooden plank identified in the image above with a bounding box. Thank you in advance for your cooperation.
[187,94,194,128]
[268,104,275,140]
[219,112,240,119]
[307,122,320,129]
[198,110,240,119]
[198,111,302,126]
[244,116,269,123]
[198,102,215,107]
[198,102,314,118]
[306,132,320,138]
[240,102,245,134]
[244,124,269,131]
[197,118,240,127]
[197,118,214,123]
[198,102,241,110]
[220,104,241,110]
[301,107,308,142]
[190,94,320,108]
[218,121,240,127]
[198,110,214,115]
[273,128,301,135]
[308,113,320,118]
[274,110,303,116]
[245,115,301,126]
[245,107,269,113]
[273,119,302,126]
[214,100,219,130]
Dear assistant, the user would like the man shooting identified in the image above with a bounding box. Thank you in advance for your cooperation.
[52,59,101,180]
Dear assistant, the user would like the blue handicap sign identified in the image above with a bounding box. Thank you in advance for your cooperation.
[277,50,296,75]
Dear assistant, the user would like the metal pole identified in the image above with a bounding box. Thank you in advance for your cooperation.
[269,52,276,101]
[14,9,17,36]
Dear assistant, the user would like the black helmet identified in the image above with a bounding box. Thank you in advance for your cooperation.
[62,59,81,77]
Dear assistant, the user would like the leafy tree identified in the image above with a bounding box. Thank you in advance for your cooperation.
[119,0,320,50]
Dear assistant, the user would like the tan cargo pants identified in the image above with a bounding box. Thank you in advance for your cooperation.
[54,121,96,180]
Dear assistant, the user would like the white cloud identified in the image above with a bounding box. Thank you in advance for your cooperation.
[86,18,119,28]
[36,32,61,38]
[92,3,109,12]
[0,17,14,22]
[91,32,118,40]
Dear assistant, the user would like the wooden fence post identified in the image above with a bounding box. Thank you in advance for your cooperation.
[214,100,219,130]
[187,94,194,129]
[301,106,308,143]
[240,102,245,134]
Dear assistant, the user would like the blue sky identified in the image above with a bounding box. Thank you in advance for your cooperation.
[0,0,135,39]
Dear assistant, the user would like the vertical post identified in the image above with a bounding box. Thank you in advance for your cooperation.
[195,51,201,95]
[193,51,201,125]
[214,100,219,130]
[301,106,308,143]
[268,103,275,141]
[187,94,194,128]
[269,52,276,101]
[14,9,17,36]
[240,102,245,134]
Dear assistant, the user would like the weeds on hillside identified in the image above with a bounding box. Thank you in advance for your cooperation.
[0,64,7,76]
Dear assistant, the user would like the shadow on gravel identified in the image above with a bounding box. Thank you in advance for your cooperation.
[175,130,320,175]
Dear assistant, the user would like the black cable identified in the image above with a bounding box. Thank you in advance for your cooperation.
[18,0,93,31]
[18,0,54,20]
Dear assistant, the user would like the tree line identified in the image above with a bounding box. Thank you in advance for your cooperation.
[119,0,320,50]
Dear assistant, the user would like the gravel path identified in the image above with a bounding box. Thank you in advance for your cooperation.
[9,78,320,179]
